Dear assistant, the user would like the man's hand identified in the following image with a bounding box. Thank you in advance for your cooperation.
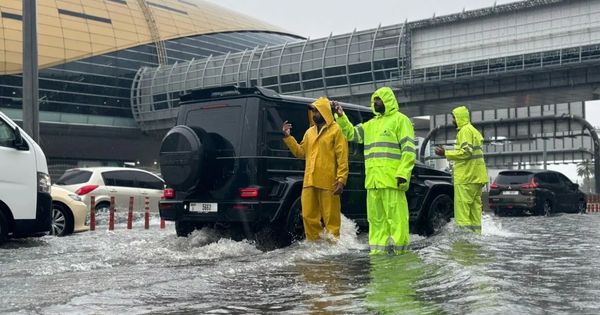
[333,181,345,195]
[282,120,292,137]
[332,101,344,116]
[397,177,407,187]
[434,145,445,157]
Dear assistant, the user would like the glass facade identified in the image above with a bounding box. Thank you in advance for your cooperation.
[0,31,298,120]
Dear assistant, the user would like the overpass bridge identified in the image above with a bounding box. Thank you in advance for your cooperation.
[132,0,600,131]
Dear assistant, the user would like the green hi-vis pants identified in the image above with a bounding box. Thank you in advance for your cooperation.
[367,188,409,255]
[454,183,485,233]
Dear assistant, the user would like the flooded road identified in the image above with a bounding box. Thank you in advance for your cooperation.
[2,213,600,314]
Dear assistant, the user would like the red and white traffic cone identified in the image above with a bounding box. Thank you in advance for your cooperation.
[109,196,115,231]
[90,196,96,231]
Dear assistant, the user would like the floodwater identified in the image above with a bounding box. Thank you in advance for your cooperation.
[1,213,600,314]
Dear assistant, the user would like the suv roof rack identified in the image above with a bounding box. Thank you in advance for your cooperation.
[180,85,280,103]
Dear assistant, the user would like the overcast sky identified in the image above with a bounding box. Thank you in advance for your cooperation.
[206,0,599,181]
[207,0,519,39]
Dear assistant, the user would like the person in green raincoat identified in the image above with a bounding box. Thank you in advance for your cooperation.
[435,106,488,233]
[333,87,416,254]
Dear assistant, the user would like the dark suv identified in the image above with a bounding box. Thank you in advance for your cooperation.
[489,170,586,216]
[158,86,453,246]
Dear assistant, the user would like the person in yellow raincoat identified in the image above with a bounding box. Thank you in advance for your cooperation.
[282,97,349,240]
[435,106,488,233]
[333,87,416,254]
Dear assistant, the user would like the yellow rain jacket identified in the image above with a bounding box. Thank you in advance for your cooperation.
[446,106,488,233]
[283,97,349,240]
[283,97,349,189]
[445,106,488,184]
[337,87,416,189]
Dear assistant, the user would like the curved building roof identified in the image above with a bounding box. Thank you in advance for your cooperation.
[0,0,295,74]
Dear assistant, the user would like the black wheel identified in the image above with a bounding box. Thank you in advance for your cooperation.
[541,200,552,216]
[284,198,305,244]
[159,125,214,191]
[494,207,504,217]
[51,203,73,236]
[175,220,195,237]
[0,211,8,244]
[577,200,586,214]
[424,194,453,236]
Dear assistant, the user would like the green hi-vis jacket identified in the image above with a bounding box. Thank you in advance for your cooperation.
[336,87,416,190]
[446,106,489,184]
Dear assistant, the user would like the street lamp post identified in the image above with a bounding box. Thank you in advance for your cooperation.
[22,0,39,142]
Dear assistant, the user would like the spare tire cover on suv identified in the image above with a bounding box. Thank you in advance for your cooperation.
[159,125,212,191]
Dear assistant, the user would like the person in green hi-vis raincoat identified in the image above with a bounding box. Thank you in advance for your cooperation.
[333,86,416,255]
[435,106,488,233]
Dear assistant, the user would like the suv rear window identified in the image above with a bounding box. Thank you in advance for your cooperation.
[185,106,242,155]
[496,172,533,185]
[56,170,92,185]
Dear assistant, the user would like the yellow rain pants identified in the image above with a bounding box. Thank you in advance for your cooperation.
[454,183,484,233]
[367,189,409,254]
[301,187,341,240]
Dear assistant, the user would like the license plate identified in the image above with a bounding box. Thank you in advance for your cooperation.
[189,202,218,213]
[502,191,519,195]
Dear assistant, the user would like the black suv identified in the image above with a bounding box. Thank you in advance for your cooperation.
[489,170,586,216]
[158,86,453,246]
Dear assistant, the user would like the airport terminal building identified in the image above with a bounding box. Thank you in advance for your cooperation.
[0,0,301,178]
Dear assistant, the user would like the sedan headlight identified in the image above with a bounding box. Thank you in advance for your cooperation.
[37,172,51,193]
[68,193,82,202]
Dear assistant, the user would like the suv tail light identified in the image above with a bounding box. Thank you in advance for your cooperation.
[75,184,99,195]
[520,178,538,189]
[490,181,498,189]
[162,188,175,199]
[240,187,259,199]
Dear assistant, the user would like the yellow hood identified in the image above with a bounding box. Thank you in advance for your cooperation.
[452,106,470,129]
[308,97,335,126]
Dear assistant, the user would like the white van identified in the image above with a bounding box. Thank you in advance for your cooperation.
[0,110,52,243]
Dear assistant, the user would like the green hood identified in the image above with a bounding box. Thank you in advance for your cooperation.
[452,106,470,129]
[371,87,399,117]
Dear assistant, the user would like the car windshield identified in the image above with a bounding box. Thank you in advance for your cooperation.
[55,170,92,185]
[496,172,533,185]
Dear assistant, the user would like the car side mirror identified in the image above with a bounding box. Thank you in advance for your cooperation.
[13,128,29,151]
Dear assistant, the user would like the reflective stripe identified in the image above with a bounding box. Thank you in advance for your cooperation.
[352,128,359,141]
[401,147,416,154]
[356,124,364,140]
[393,245,409,251]
[459,225,481,232]
[365,152,402,160]
[370,245,388,251]
[399,136,416,146]
[460,142,482,151]
[467,154,484,160]
[364,142,401,151]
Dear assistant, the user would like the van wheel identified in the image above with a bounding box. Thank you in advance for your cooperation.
[424,194,453,236]
[175,220,195,237]
[95,202,110,214]
[51,203,73,236]
[0,211,8,244]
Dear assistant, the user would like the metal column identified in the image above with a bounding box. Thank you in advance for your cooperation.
[22,0,39,142]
